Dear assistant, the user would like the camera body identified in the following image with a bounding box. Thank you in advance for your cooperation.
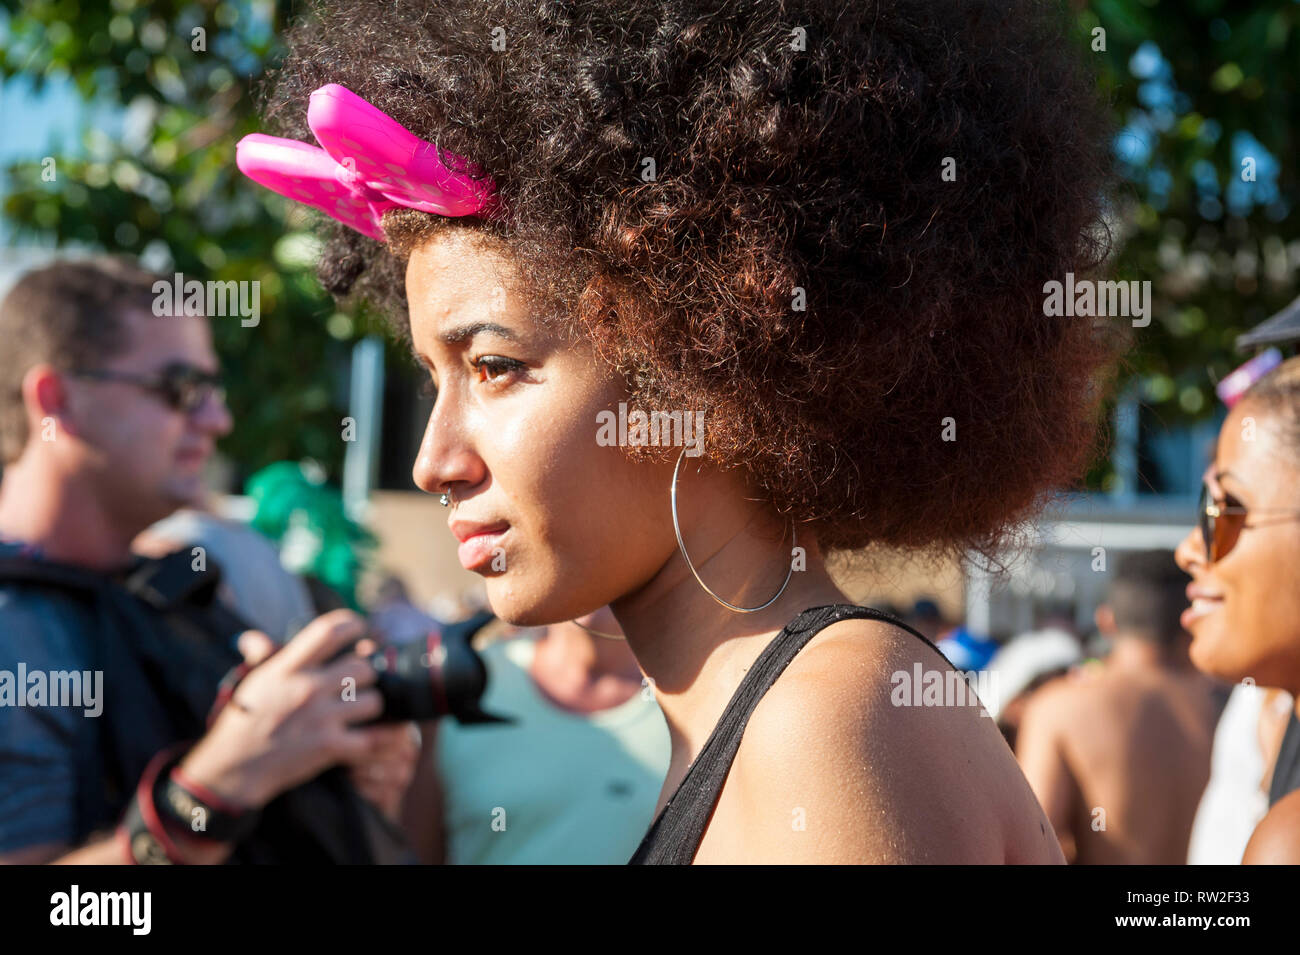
[349,609,511,725]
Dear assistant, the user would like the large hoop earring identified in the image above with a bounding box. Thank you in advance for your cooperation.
[670,446,796,614]
[570,619,626,640]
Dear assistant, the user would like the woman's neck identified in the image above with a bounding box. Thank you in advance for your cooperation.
[612,532,849,766]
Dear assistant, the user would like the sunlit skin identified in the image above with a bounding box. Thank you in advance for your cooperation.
[1174,402,1300,693]
[1015,615,1219,865]
[406,230,1063,862]
[0,308,232,569]
[1175,400,1300,864]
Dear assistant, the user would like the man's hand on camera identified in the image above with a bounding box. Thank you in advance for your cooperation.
[176,609,384,812]
[340,634,420,822]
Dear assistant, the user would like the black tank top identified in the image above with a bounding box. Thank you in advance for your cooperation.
[627,603,950,864]
[1269,713,1300,807]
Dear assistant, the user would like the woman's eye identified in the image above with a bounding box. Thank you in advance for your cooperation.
[472,355,524,384]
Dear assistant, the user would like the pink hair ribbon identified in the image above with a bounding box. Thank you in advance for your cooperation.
[235,83,500,241]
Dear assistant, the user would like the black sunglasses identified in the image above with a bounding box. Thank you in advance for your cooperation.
[1198,480,1300,564]
[68,362,225,415]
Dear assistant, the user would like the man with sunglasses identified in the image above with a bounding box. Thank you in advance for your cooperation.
[0,257,413,864]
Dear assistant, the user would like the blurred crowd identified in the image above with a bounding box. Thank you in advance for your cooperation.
[1,257,1298,864]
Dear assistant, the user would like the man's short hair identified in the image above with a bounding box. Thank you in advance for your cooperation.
[0,256,160,462]
[1108,549,1191,646]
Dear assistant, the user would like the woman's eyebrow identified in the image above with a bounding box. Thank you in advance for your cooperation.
[440,320,520,345]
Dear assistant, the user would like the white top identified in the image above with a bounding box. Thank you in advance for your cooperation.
[1186,683,1273,864]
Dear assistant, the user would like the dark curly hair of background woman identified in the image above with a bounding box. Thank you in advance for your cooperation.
[263,0,1119,559]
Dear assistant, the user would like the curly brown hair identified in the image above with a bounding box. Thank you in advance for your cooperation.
[263,0,1118,557]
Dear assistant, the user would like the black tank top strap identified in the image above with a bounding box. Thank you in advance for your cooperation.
[627,603,948,864]
[1269,712,1300,807]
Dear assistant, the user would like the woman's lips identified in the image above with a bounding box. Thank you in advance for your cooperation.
[456,526,509,572]
[1181,584,1224,629]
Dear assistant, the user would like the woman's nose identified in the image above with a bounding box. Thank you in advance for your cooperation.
[1175,524,1205,575]
[411,405,483,498]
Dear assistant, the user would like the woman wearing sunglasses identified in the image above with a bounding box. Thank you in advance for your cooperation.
[243,0,1116,862]
[1176,356,1300,863]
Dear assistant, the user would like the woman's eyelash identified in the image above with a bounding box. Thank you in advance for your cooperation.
[417,356,523,399]
[472,355,524,382]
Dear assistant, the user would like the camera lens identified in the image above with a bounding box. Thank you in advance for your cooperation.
[353,609,510,724]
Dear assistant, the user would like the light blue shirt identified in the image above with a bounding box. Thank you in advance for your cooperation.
[436,635,670,864]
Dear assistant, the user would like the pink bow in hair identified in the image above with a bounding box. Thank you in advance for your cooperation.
[235,83,500,241]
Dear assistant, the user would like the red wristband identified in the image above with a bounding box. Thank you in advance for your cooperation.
[170,765,252,817]
[117,743,193,864]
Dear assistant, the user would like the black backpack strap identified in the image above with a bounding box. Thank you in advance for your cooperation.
[0,554,109,596]
[0,554,184,839]
[121,549,255,647]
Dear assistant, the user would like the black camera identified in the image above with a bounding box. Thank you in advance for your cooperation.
[351,609,512,725]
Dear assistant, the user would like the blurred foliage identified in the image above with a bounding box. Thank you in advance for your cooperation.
[1,0,1298,495]
[245,461,376,609]
[1078,3,1300,420]
[0,0,396,487]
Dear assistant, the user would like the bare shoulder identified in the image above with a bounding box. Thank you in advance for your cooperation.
[1242,790,1300,864]
[1019,663,1114,731]
[729,614,1058,863]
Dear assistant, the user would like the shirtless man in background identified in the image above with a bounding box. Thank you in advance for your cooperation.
[1016,550,1226,864]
